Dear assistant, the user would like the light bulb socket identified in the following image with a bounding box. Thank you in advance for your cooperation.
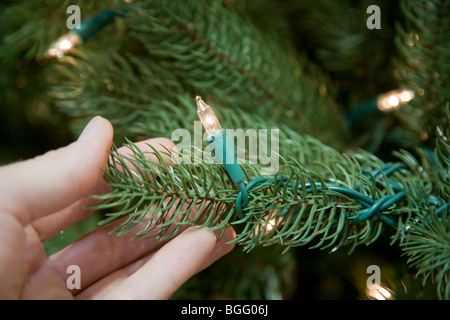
[75,9,116,41]
[209,130,246,184]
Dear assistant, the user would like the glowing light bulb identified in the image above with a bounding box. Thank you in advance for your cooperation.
[266,218,276,232]
[377,89,415,112]
[388,95,400,107]
[250,212,279,238]
[366,284,394,300]
[400,90,413,102]
[196,96,223,138]
[46,32,81,58]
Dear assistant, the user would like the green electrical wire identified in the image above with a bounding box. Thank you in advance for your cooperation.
[235,164,448,228]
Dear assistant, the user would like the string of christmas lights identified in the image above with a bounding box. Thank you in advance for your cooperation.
[196,97,449,229]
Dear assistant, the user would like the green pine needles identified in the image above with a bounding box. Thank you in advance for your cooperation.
[395,0,450,145]
[4,0,449,299]
[92,110,449,298]
[47,0,347,148]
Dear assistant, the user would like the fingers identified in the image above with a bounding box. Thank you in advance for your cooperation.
[195,226,236,272]
[0,212,26,299]
[49,206,234,296]
[49,215,175,293]
[0,116,113,226]
[32,137,176,242]
[31,179,109,242]
[76,226,235,300]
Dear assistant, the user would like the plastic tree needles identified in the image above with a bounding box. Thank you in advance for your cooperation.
[94,99,450,298]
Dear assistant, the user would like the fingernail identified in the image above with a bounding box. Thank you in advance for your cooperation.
[78,116,104,141]
[188,226,217,242]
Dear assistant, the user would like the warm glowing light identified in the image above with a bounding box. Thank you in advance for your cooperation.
[366,284,394,300]
[258,213,279,237]
[196,96,223,137]
[377,89,415,112]
[388,95,400,107]
[400,90,413,102]
[46,32,81,58]
[266,219,276,231]
[59,40,72,50]
[248,212,280,239]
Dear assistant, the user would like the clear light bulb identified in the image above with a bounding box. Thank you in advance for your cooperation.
[388,95,400,107]
[377,89,415,112]
[365,283,394,300]
[196,96,223,137]
[46,32,81,58]
[265,218,277,232]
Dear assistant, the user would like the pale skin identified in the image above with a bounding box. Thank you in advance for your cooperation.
[0,116,235,299]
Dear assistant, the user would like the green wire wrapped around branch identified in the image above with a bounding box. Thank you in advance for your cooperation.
[91,117,449,296]
[2,0,449,300]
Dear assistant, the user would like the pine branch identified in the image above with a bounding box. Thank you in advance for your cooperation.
[7,0,448,298]
[1,0,115,59]
[96,140,238,241]
[395,0,450,145]
[94,114,449,248]
[47,0,348,148]
[281,0,396,98]
[400,124,450,299]
[88,112,450,298]
[401,209,450,299]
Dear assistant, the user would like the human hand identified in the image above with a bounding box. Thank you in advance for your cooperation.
[0,116,235,299]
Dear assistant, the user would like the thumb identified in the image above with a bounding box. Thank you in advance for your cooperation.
[0,116,114,226]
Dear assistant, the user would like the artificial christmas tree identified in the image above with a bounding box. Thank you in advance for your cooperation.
[1,0,448,299]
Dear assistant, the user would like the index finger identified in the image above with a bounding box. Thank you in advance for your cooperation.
[32,137,176,242]
[0,116,113,226]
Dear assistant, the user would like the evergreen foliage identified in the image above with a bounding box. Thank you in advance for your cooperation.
[47,0,348,148]
[1,0,449,299]
[395,0,450,146]
[94,113,449,298]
